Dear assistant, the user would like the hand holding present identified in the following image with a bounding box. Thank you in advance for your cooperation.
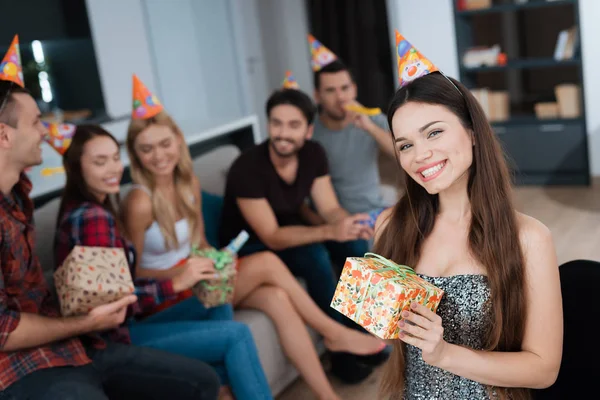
[85,295,138,332]
[398,301,449,367]
[172,257,219,293]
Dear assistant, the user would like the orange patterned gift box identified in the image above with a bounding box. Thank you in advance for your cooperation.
[54,246,135,316]
[330,253,444,339]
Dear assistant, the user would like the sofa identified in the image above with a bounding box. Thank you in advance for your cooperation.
[33,144,323,397]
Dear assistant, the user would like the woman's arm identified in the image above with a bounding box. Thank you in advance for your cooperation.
[399,215,563,389]
[122,189,176,279]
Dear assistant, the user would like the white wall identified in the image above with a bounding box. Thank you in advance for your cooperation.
[30,0,255,195]
[85,0,247,138]
[85,0,157,121]
[386,0,459,82]
[231,0,312,139]
[143,0,245,130]
[578,0,600,177]
[386,0,600,177]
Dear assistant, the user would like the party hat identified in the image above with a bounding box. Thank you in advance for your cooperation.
[395,30,439,88]
[0,35,24,87]
[307,34,338,72]
[43,122,77,155]
[131,74,163,119]
[282,70,299,89]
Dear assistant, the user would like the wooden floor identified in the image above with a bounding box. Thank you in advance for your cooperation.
[277,178,600,400]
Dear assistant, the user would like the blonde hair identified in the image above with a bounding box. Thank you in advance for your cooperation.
[126,110,200,250]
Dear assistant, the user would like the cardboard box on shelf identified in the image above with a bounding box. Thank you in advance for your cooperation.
[464,0,492,10]
[535,102,560,120]
[555,84,581,118]
[471,88,510,122]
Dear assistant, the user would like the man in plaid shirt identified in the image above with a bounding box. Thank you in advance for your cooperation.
[0,80,220,399]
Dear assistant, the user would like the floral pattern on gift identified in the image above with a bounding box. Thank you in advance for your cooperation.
[54,246,135,316]
[330,253,444,339]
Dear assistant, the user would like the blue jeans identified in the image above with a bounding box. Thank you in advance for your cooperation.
[240,239,369,326]
[129,298,272,400]
[0,342,220,400]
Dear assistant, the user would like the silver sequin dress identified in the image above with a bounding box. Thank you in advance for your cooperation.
[404,274,493,400]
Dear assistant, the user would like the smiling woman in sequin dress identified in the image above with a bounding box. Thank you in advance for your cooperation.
[373,71,563,400]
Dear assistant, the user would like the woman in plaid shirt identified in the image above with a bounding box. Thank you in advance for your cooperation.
[54,124,273,400]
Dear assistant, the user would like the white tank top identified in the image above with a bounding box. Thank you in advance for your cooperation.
[131,185,192,270]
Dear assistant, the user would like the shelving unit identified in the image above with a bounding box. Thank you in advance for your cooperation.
[453,0,590,185]
[457,0,576,16]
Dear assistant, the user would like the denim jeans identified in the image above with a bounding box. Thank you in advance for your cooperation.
[129,298,273,400]
[239,239,369,326]
[0,342,220,400]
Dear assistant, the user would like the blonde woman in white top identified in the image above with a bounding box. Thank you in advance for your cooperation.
[123,109,386,400]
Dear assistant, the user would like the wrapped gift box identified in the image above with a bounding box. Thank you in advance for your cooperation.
[331,253,444,339]
[190,247,237,308]
[54,246,135,316]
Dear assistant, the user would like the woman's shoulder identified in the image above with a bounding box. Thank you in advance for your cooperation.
[123,186,153,212]
[62,201,111,223]
[374,207,395,243]
[515,212,554,259]
[516,212,552,242]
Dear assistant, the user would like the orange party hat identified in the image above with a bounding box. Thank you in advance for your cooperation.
[131,74,163,119]
[395,30,439,88]
[307,34,338,72]
[0,35,24,87]
[282,70,299,89]
[43,122,77,155]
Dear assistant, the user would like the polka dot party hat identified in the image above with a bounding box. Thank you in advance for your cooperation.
[131,74,163,120]
[0,35,24,87]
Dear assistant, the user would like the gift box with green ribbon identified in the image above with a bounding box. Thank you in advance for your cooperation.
[330,253,444,339]
[190,246,237,308]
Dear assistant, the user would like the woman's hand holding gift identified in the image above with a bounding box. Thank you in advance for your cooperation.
[398,301,449,367]
[172,257,218,293]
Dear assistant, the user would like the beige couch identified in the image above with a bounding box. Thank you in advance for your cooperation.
[33,144,323,397]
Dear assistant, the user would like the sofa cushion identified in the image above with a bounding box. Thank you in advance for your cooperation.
[33,197,61,280]
[193,145,240,196]
[201,191,224,248]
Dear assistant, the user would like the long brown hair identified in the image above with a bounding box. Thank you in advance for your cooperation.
[57,124,122,227]
[126,110,199,249]
[376,72,529,400]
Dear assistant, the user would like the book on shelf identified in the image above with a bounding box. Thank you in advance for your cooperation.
[554,26,578,61]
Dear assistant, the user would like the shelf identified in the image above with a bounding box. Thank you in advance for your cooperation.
[490,116,583,127]
[456,0,576,16]
[461,57,580,72]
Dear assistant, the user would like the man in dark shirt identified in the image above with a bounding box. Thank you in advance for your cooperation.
[0,79,220,398]
[220,88,388,382]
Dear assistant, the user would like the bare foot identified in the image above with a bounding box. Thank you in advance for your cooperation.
[219,386,235,400]
[324,327,386,355]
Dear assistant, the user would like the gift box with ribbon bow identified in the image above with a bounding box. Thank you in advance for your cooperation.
[54,246,135,316]
[190,247,237,308]
[330,253,444,339]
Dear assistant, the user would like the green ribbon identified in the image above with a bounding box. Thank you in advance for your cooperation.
[200,279,234,304]
[363,252,416,277]
[190,246,233,271]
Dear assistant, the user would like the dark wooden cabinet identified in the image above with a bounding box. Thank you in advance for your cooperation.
[492,118,589,184]
[454,0,590,185]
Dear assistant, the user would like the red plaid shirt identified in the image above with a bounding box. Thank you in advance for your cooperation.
[55,201,178,344]
[0,174,90,391]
